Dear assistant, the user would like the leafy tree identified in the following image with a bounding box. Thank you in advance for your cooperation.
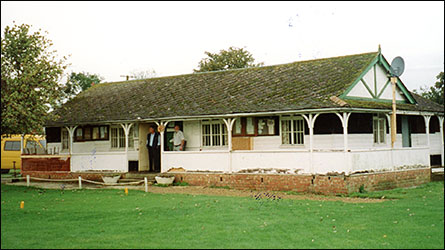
[414,72,444,105]
[1,23,68,136]
[130,69,157,79]
[62,72,103,101]
[194,46,263,73]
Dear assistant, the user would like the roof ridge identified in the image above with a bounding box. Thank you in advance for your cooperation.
[96,51,379,87]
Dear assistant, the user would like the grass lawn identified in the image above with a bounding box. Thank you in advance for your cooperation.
[1,182,444,249]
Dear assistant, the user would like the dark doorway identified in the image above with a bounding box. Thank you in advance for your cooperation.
[401,116,412,147]
[128,161,139,172]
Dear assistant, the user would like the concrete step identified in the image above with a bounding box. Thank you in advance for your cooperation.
[123,172,159,179]
[118,178,145,183]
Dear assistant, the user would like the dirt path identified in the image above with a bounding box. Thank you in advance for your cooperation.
[5,181,383,203]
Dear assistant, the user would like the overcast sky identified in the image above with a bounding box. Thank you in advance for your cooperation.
[1,1,444,91]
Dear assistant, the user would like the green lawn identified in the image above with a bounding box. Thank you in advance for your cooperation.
[1,182,444,249]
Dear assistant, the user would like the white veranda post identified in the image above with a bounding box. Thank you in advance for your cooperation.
[223,118,237,173]
[65,125,78,172]
[438,116,444,167]
[65,126,78,155]
[120,123,134,171]
[302,113,320,174]
[335,112,351,173]
[120,123,134,153]
[385,114,395,170]
[422,115,432,150]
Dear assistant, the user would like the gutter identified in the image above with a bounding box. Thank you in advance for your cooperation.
[45,107,444,127]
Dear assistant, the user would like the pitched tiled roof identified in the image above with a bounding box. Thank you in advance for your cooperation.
[46,52,443,126]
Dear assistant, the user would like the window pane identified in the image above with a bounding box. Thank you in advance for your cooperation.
[26,141,37,149]
[62,129,69,149]
[84,128,91,140]
[76,128,83,141]
[212,124,220,146]
[281,120,291,144]
[92,127,99,140]
[4,141,20,151]
[373,119,378,143]
[99,126,107,139]
[266,119,275,135]
[234,119,242,134]
[202,124,211,146]
[111,128,118,148]
[379,119,385,143]
[257,119,266,135]
[222,125,228,145]
[246,117,254,134]
[119,128,125,148]
[294,119,304,145]
[128,127,134,148]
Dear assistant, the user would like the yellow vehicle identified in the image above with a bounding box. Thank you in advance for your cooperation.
[1,135,46,174]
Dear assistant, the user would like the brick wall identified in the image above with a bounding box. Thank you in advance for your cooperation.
[173,168,431,195]
[22,157,70,172]
[345,168,431,193]
[21,164,431,194]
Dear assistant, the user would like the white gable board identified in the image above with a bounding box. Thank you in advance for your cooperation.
[361,67,375,93]
[375,64,388,93]
[379,85,406,101]
[346,63,408,102]
[347,80,373,98]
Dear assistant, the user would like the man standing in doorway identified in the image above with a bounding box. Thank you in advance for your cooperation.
[170,125,185,151]
[146,125,161,172]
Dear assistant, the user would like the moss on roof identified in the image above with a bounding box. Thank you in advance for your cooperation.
[343,93,444,112]
[46,52,443,126]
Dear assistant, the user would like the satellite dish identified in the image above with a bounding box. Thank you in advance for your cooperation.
[390,56,405,77]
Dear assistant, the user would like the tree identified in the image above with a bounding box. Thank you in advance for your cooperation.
[414,72,444,105]
[194,46,263,73]
[130,68,157,79]
[61,72,104,101]
[1,23,68,136]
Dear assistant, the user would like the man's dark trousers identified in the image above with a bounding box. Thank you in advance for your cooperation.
[147,145,160,172]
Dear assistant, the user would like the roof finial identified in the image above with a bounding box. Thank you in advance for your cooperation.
[378,44,381,54]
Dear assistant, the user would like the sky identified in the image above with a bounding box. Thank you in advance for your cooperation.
[1,1,444,91]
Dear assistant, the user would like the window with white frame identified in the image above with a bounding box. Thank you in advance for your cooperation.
[281,116,305,145]
[202,120,227,147]
[110,126,134,148]
[61,128,69,150]
[373,115,386,144]
[128,126,134,148]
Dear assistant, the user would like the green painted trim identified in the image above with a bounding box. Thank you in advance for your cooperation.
[339,55,379,98]
[377,54,417,104]
[373,64,377,96]
[360,79,376,98]
[376,79,391,98]
[343,95,409,104]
